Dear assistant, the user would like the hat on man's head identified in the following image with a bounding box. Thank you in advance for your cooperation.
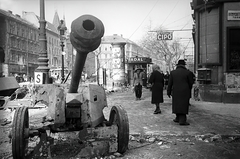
[176,59,186,65]
[134,66,143,72]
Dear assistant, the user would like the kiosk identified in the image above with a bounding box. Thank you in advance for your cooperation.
[126,56,152,87]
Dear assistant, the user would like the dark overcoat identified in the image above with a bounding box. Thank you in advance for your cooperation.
[167,66,194,114]
[148,70,164,104]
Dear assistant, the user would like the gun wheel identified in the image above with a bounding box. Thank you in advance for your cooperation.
[12,106,29,159]
[109,105,129,154]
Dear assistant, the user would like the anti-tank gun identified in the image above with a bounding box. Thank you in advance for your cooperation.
[9,15,129,159]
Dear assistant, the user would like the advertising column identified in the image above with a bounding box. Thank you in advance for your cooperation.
[111,42,126,88]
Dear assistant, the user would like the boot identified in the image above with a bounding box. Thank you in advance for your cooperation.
[154,104,161,114]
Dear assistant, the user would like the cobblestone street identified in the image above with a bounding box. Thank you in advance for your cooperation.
[1,87,240,158]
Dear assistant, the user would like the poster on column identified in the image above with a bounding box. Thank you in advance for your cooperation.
[226,73,240,93]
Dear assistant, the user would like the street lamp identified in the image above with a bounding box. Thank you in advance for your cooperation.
[58,20,67,83]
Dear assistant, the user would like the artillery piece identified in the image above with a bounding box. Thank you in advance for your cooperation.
[10,15,129,158]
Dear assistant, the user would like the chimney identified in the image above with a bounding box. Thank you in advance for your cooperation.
[15,14,21,18]
[8,10,12,14]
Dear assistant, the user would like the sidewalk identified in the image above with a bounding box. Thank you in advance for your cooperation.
[105,88,240,158]
[105,88,240,137]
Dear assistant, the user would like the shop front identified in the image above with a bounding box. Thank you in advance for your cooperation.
[126,56,152,87]
[192,0,240,103]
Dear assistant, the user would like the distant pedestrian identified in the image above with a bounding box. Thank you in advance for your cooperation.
[188,69,196,105]
[133,66,144,100]
[142,69,147,87]
[167,59,194,125]
[164,71,170,90]
[148,64,164,114]
[15,74,20,83]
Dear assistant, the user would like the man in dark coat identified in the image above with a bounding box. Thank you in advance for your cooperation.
[167,59,194,125]
[133,66,144,100]
[148,64,164,114]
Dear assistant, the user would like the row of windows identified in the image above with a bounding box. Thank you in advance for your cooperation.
[99,52,132,60]
[100,46,112,51]
[100,53,112,59]
[9,51,37,64]
[48,46,60,57]
[48,36,60,46]
[5,19,65,69]
[9,37,39,53]
[8,20,38,41]
[99,44,135,52]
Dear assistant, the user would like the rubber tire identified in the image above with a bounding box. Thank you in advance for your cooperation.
[109,105,129,153]
[12,106,29,159]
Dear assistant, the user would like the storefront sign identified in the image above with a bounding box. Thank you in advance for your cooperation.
[128,57,151,63]
[228,10,240,21]
[157,32,173,40]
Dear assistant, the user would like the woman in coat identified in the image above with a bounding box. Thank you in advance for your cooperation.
[148,64,164,114]
[167,59,194,125]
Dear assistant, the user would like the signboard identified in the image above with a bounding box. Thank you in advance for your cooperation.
[128,57,152,63]
[157,32,173,40]
[226,73,240,93]
[34,72,43,84]
[228,10,240,21]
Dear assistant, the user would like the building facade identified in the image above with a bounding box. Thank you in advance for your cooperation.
[97,34,152,90]
[191,0,240,103]
[22,11,69,80]
[0,9,74,82]
[0,9,39,80]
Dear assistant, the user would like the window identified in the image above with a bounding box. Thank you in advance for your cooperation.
[227,27,240,72]
[17,25,20,36]
[101,53,105,59]
[22,29,25,37]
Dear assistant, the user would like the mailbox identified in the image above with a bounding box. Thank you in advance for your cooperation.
[197,68,211,82]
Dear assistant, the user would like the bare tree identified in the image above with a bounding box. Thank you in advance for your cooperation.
[139,27,185,71]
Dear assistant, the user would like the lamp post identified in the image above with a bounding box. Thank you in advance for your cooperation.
[58,20,67,83]
[36,0,50,84]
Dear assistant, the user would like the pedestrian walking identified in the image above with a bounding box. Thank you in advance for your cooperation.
[133,66,144,100]
[148,64,164,114]
[188,69,196,106]
[164,71,170,90]
[167,59,194,125]
[142,69,147,88]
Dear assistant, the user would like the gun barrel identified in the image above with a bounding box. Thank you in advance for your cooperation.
[69,15,104,93]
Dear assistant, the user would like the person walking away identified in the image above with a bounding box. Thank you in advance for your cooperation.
[142,69,147,88]
[133,66,144,100]
[148,64,164,114]
[167,59,194,125]
[164,71,170,90]
[188,69,196,106]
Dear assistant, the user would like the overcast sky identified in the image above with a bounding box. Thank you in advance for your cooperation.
[0,0,193,52]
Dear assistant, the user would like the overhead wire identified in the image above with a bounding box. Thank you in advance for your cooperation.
[164,15,191,27]
[128,0,159,40]
[181,19,192,30]
[160,0,180,27]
